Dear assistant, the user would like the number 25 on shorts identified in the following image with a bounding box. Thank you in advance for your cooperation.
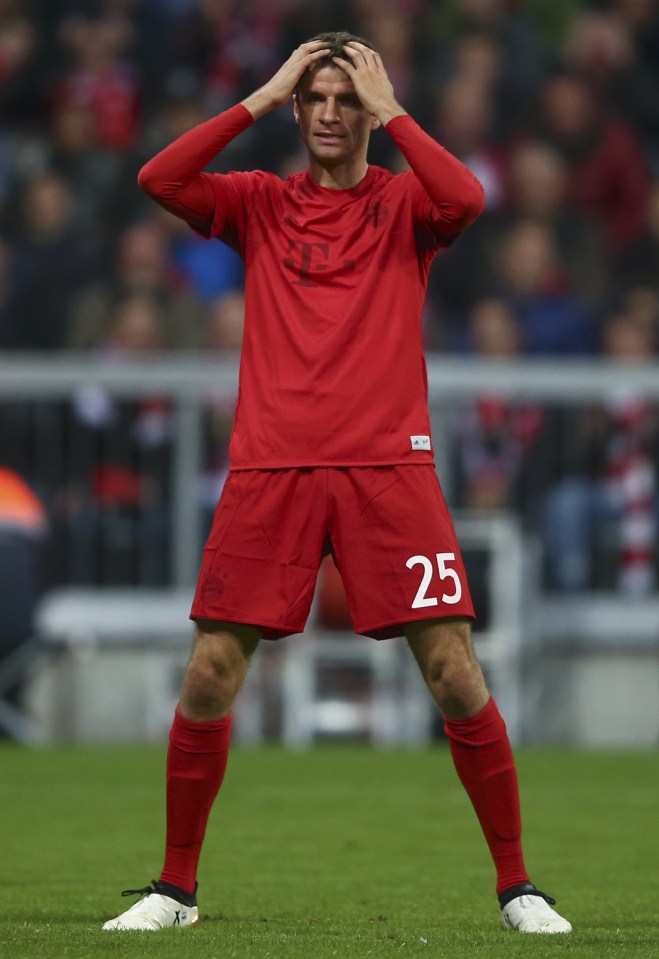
[406,552,463,608]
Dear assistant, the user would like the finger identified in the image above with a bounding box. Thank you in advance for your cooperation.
[342,43,372,68]
[300,39,331,50]
[346,41,379,59]
[331,55,353,75]
[306,47,331,59]
[292,42,329,63]
[292,47,330,71]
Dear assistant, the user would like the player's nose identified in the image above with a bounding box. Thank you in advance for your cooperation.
[320,97,340,122]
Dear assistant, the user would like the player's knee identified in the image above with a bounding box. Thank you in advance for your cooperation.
[184,645,244,713]
[411,620,472,681]
[430,655,479,698]
[416,624,483,701]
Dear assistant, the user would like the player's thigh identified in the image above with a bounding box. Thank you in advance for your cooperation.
[191,469,329,636]
[329,466,475,638]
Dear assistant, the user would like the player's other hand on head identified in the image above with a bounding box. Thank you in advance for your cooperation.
[333,42,403,125]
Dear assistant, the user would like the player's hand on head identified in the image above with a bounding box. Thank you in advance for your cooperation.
[263,40,331,108]
[333,42,404,125]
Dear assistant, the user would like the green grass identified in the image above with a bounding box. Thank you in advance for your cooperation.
[1,744,658,958]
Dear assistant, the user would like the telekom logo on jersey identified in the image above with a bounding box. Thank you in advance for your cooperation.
[282,201,388,287]
[284,239,356,287]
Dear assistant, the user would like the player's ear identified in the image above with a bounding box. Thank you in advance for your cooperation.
[370,116,381,131]
[293,93,300,125]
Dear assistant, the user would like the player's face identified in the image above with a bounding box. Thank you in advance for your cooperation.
[294,65,376,167]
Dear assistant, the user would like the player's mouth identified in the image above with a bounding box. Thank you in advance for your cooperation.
[314,132,346,144]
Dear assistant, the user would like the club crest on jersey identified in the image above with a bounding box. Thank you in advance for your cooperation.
[410,435,431,450]
[365,198,389,227]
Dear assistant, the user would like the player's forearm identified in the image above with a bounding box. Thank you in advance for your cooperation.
[241,88,275,121]
[137,104,253,223]
[373,101,407,127]
[385,115,485,231]
[241,85,292,121]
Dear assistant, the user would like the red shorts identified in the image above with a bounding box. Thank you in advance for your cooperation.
[190,465,475,639]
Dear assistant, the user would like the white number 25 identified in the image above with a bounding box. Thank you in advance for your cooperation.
[405,552,463,608]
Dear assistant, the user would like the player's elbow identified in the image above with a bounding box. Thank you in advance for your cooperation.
[137,160,165,199]
[439,178,485,235]
[461,178,485,227]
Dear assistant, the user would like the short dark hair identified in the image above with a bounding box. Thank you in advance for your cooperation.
[295,31,376,96]
[307,30,376,63]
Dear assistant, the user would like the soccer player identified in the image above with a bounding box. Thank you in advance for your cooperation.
[102,32,572,935]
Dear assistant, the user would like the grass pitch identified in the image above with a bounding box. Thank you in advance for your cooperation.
[1,744,657,958]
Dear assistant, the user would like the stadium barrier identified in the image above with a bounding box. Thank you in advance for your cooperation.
[1,355,658,745]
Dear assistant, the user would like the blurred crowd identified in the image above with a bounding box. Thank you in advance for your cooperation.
[1,0,659,600]
[0,0,658,355]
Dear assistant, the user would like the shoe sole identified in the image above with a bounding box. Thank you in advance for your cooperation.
[103,916,200,931]
[500,915,572,934]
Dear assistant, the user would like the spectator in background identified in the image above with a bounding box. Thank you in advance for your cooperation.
[3,168,99,350]
[97,291,167,358]
[44,101,127,237]
[427,0,551,133]
[613,0,659,83]
[498,141,607,307]
[131,87,246,315]
[53,10,141,152]
[450,298,546,514]
[447,294,548,624]
[67,217,207,351]
[490,219,596,355]
[432,76,505,212]
[617,177,659,289]
[57,292,174,586]
[170,0,284,114]
[562,9,635,103]
[159,206,244,305]
[140,92,209,164]
[622,284,659,339]
[544,307,659,594]
[448,28,502,91]
[424,75,505,336]
[205,288,245,353]
[0,0,41,129]
[534,70,651,260]
[562,5,659,169]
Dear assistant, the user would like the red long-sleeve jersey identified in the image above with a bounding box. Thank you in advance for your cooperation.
[139,104,484,469]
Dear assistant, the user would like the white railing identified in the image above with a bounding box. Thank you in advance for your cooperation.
[3,352,658,586]
[3,354,659,745]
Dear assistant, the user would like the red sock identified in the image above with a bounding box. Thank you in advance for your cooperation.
[159,706,232,895]
[444,698,530,895]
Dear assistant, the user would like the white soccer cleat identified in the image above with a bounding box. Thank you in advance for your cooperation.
[102,880,199,931]
[499,883,572,934]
